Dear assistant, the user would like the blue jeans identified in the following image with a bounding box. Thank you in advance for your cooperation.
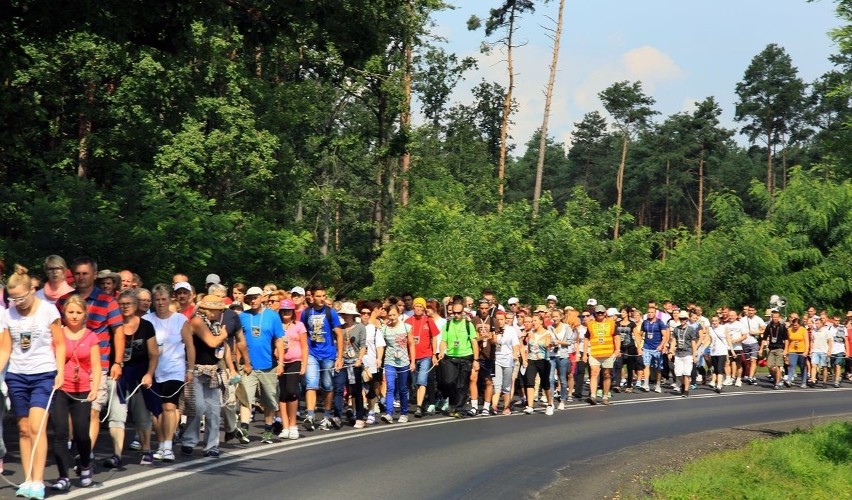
[331,367,347,418]
[415,357,432,387]
[550,357,570,401]
[787,353,805,381]
[305,355,335,391]
[384,365,410,416]
[183,373,221,452]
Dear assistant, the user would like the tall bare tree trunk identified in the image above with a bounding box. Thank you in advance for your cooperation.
[766,130,774,197]
[697,151,704,246]
[372,166,384,250]
[613,132,628,239]
[497,4,518,213]
[77,81,95,178]
[532,0,566,219]
[400,40,412,207]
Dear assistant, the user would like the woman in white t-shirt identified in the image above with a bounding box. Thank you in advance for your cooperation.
[708,316,733,394]
[143,284,188,462]
[0,268,65,499]
[360,303,386,425]
[491,311,520,415]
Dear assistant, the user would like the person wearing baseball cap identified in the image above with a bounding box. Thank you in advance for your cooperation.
[205,274,221,287]
[669,310,699,397]
[276,299,308,438]
[582,304,620,405]
[546,295,558,312]
[173,281,195,320]
[290,286,307,316]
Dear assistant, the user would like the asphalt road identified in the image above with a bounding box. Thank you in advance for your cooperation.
[1,382,834,500]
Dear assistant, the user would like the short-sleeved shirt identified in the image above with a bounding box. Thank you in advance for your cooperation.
[124,318,156,368]
[740,315,765,345]
[762,322,788,350]
[443,320,476,358]
[282,321,308,364]
[58,287,123,371]
[528,329,555,361]
[727,320,745,350]
[641,318,667,350]
[240,309,285,370]
[495,326,520,367]
[811,327,832,353]
[4,300,60,375]
[300,306,343,361]
[406,314,438,359]
[62,329,100,393]
[362,323,386,372]
[342,323,366,367]
[381,322,411,368]
[616,321,636,348]
[143,312,187,382]
[671,324,699,356]
[550,324,574,358]
[787,326,807,353]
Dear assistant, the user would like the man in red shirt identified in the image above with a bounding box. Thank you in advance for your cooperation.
[174,281,195,319]
[406,298,439,418]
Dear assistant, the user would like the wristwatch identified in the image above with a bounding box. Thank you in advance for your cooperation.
[117,362,125,368]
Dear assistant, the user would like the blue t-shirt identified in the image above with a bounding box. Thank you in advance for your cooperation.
[641,318,668,350]
[300,306,343,360]
[239,309,284,370]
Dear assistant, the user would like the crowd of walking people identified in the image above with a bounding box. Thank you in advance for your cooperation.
[0,256,850,498]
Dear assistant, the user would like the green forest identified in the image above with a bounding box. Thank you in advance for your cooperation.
[2,0,852,312]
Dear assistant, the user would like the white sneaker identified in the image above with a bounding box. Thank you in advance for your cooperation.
[734,378,742,387]
[523,406,534,414]
[153,447,165,460]
[709,382,716,389]
[545,405,554,416]
[723,378,734,386]
[557,402,565,410]
[278,429,289,439]
[653,385,662,393]
[696,374,703,383]
[672,385,681,393]
[539,395,548,403]
[398,415,409,423]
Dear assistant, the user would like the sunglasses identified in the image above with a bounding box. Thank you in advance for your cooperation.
[360,311,371,315]
[453,311,465,315]
[581,314,590,317]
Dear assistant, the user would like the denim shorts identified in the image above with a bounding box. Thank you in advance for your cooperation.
[830,353,846,368]
[7,371,56,417]
[643,349,664,370]
[414,357,432,387]
[811,352,828,368]
[304,354,335,391]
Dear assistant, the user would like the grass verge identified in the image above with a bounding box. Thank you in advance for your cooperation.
[650,421,852,499]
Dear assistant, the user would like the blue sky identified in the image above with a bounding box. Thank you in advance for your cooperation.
[426,0,841,154]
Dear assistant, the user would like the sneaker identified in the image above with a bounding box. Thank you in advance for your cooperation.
[800,382,807,389]
[565,395,574,401]
[79,466,93,487]
[735,378,742,387]
[440,400,449,412]
[180,446,193,456]
[318,417,332,430]
[302,417,315,432]
[398,415,409,423]
[271,420,284,436]
[834,381,841,388]
[481,407,490,416]
[414,407,423,418]
[353,420,365,429]
[612,386,621,393]
[203,448,220,458]
[586,397,597,406]
[773,384,781,390]
[288,428,300,439]
[623,387,633,394]
[261,431,274,443]
[393,399,401,408]
[502,408,512,416]
[330,416,342,429]
[538,395,548,403]
[426,404,436,415]
[716,386,722,394]
[602,398,610,405]
[557,402,565,410]
[15,482,32,498]
[709,382,716,389]
[140,451,154,465]
[26,483,45,500]
[545,405,554,415]
[366,414,376,425]
[103,454,123,468]
[638,384,648,392]
[749,378,758,386]
[682,392,689,398]
[783,380,792,388]
[696,374,703,383]
[653,385,662,393]
[381,413,394,424]
[129,439,142,451]
[596,389,603,398]
[153,447,165,460]
[723,378,734,386]
[161,449,175,462]
[449,411,462,419]
[235,426,250,443]
[467,408,478,417]
[672,385,681,393]
[689,384,697,391]
[523,406,534,414]
[50,478,71,492]
[278,429,289,439]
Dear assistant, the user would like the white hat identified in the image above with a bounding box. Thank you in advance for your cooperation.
[290,286,306,296]
[174,281,191,292]
[507,297,519,305]
[606,307,619,317]
[546,294,557,302]
[338,302,359,316]
[205,273,221,285]
[678,310,689,319]
[587,298,597,306]
[245,286,263,296]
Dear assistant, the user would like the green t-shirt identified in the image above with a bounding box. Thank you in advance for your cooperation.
[444,319,476,358]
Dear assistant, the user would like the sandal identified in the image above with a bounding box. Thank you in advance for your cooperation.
[79,466,94,487]
[501,408,511,416]
[51,478,71,492]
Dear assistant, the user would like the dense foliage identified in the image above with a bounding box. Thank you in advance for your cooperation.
[2,1,852,313]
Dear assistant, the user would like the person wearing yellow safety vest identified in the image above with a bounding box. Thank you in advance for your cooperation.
[582,305,621,406]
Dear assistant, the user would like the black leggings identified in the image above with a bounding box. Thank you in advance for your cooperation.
[711,355,727,376]
[50,391,92,478]
[278,361,302,403]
